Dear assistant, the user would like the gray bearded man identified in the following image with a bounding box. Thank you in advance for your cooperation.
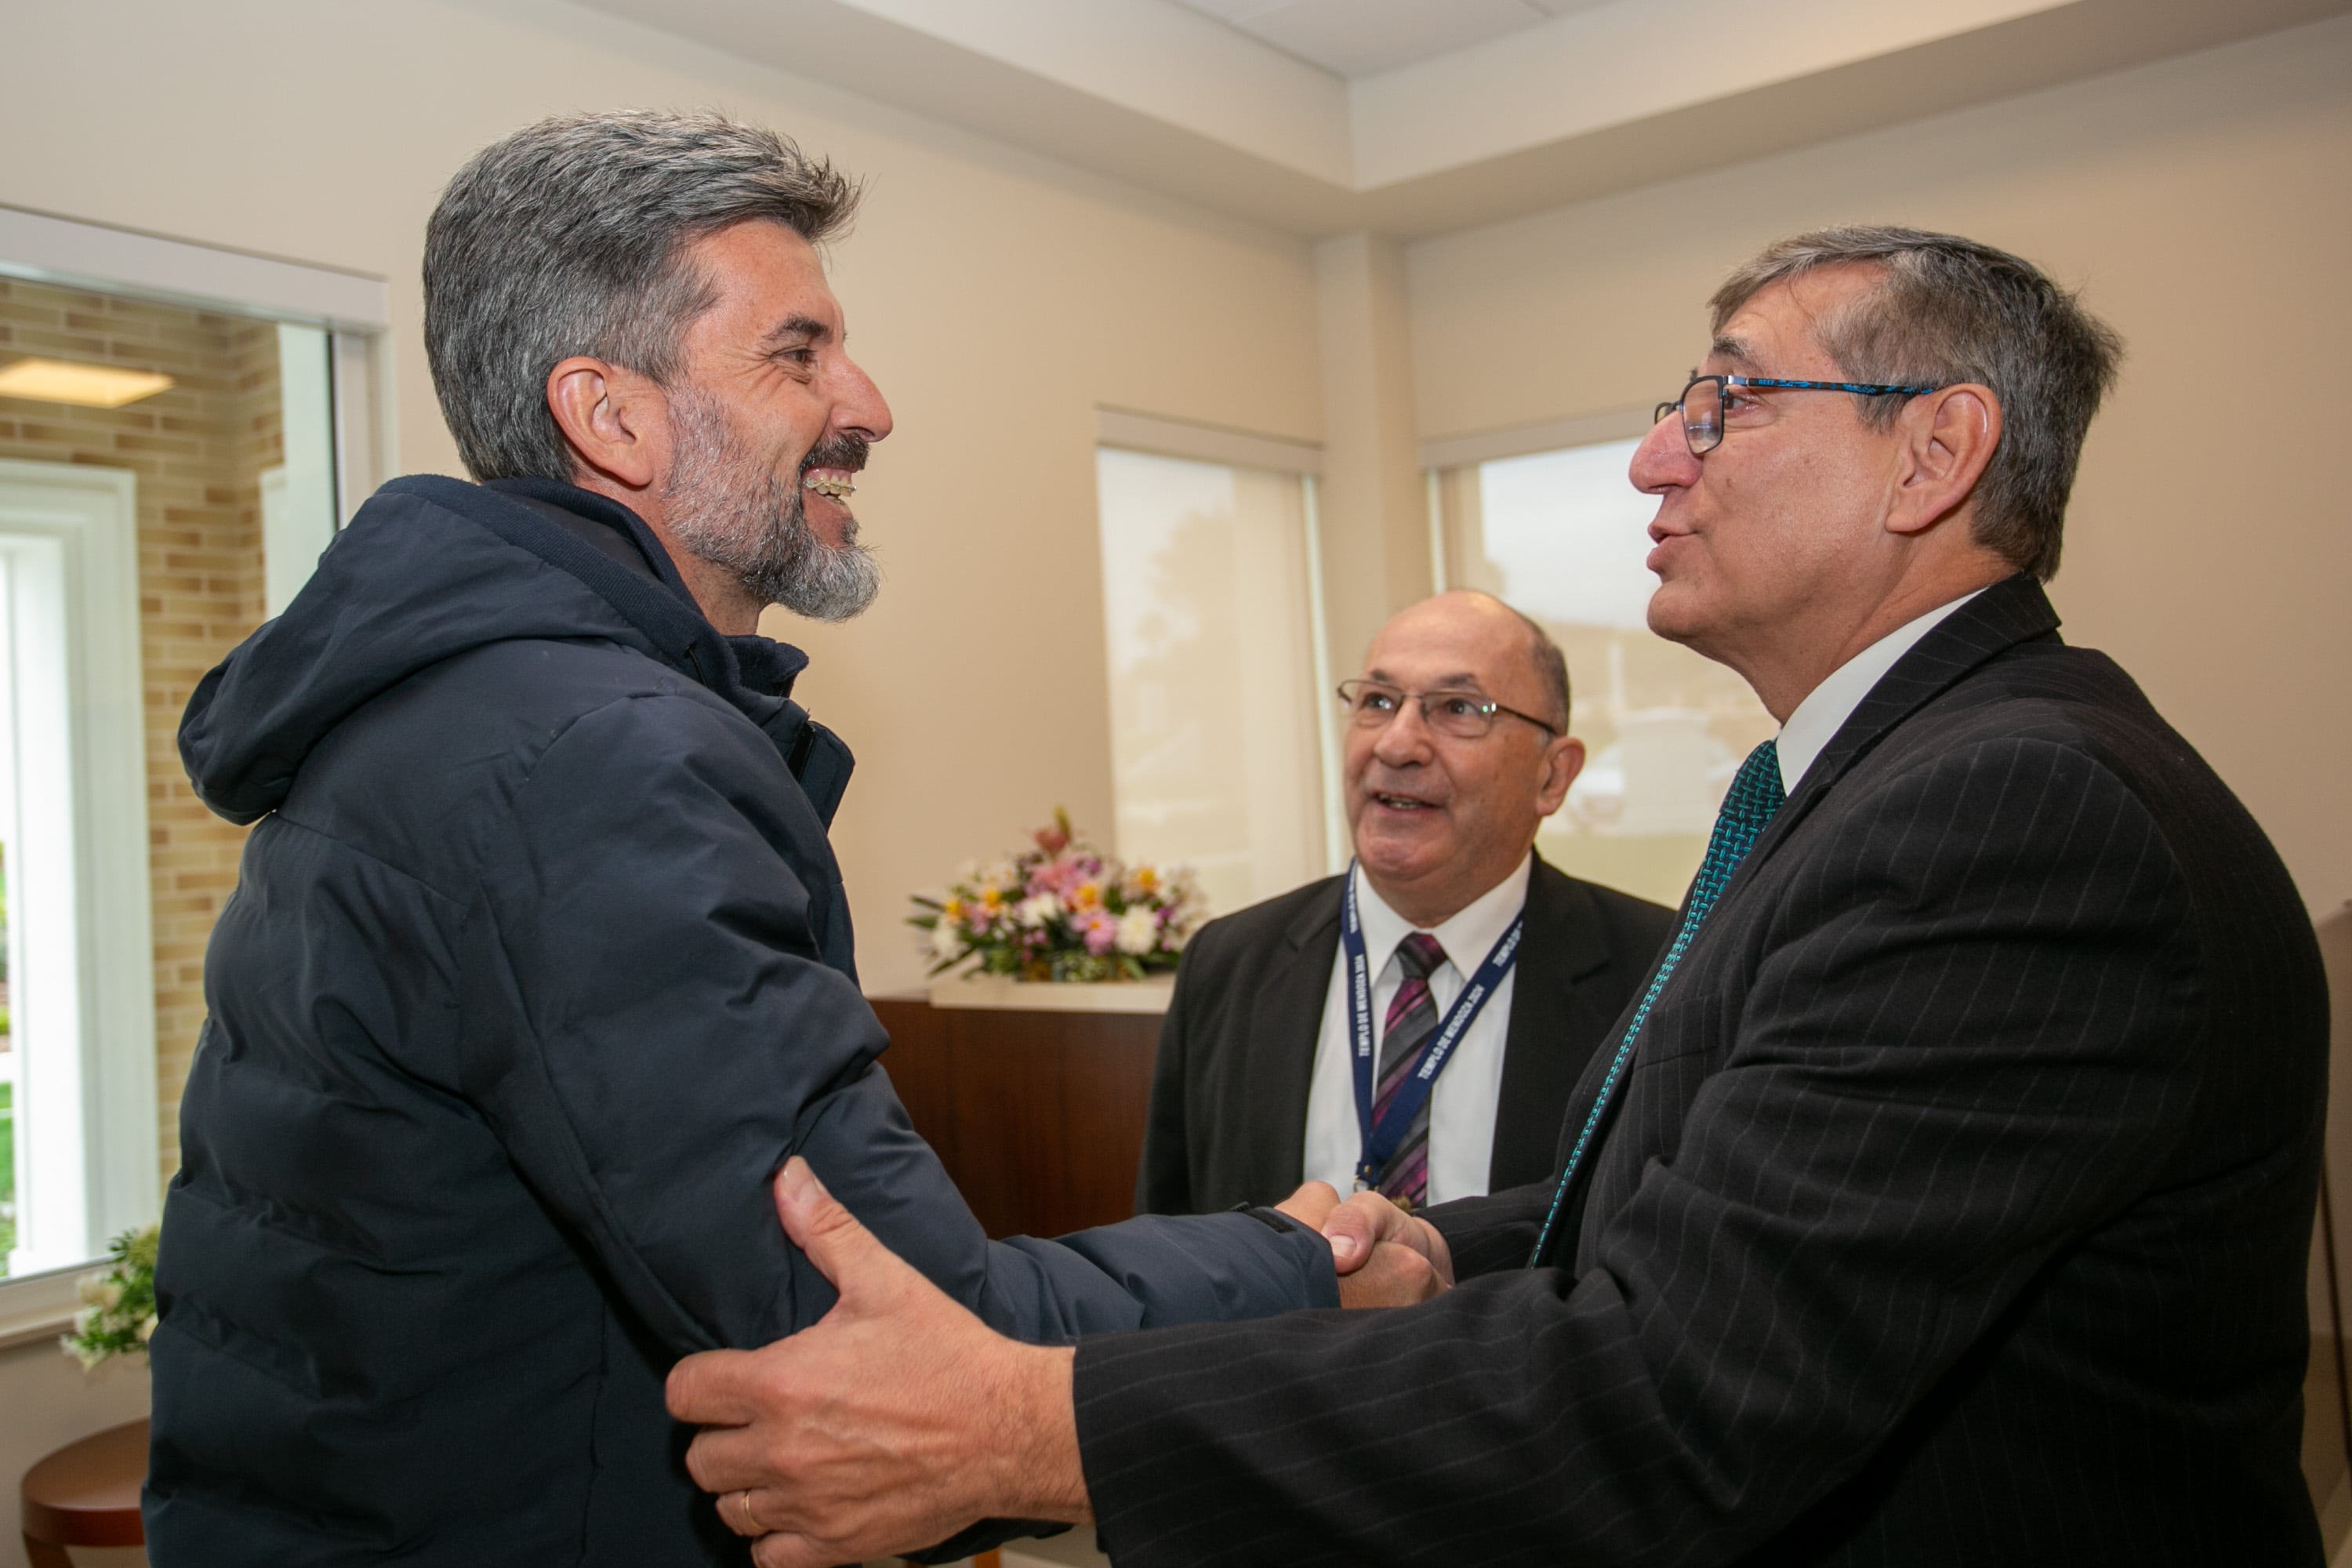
[143,112,1381,1566]
[667,227,2329,1567]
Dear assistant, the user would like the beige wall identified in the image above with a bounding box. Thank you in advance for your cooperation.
[1407,13,2352,924]
[1,0,1323,999]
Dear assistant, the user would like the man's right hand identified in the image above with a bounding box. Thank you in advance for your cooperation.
[1319,1190,1454,1306]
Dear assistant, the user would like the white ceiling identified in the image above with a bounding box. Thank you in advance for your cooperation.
[568,0,2352,239]
[1169,0,1609,78]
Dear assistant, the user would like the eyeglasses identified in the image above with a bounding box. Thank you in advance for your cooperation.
[1654,373,1943,457]
[1336,680,1561,740]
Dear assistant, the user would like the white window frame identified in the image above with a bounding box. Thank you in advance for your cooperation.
[0,203,393,528]
[1091,409,1349,874]
[0,205,390,1338]
[0,462,153,1279]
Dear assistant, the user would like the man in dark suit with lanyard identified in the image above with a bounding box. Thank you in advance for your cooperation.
[667,227,2328,1566]
[1136,590,1674,1218]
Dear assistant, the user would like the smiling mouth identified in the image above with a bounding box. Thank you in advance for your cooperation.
[800,469,857,502]
[1374,792,1439,811]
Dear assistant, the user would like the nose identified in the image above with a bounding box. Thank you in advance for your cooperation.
[832,354,893,445]
[1370,698,1436,765]
[1628,409,1697,501]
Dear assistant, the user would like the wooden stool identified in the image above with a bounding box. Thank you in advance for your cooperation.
[20,1417,147,1567]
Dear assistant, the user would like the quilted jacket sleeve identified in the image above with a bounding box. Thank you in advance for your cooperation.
[459,689,1335,1356]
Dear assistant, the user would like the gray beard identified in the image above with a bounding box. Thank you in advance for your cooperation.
[660,389,880,623]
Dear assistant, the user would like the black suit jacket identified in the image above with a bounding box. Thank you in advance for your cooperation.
[1073,575,2328,1566]
[1135,858,1675,1214]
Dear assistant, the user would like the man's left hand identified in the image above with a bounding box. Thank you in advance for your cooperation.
[665,1159,1090,1567]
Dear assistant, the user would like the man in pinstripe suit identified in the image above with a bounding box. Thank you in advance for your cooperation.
[670,227,2329,1566]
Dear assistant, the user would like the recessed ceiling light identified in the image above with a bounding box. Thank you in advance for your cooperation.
[0,358,176,408]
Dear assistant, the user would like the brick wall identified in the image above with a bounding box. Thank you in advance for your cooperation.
[0,276,277,1185]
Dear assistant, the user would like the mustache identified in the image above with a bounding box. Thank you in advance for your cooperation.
[798,434,869,475]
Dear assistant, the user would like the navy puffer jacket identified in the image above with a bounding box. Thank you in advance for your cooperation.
[146,476,1332,1566]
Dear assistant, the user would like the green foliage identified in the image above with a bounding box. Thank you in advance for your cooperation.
[60,1223,159,1368]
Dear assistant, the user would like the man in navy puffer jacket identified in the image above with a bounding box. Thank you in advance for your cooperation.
[144,111,1336,1567]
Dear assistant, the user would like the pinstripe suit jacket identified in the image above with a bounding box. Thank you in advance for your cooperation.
[1072,575,2328,1566]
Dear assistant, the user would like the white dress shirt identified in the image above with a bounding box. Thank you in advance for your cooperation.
[1300,852,1533,1206]
[1774,590,1986,795]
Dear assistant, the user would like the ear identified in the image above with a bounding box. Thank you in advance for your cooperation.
[546,355,668,492]
[1534,735,1586,818]
[1886,383,2001,539]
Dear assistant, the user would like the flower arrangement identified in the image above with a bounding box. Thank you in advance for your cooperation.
[912,809,1203,983]
[61,1223,158,1370]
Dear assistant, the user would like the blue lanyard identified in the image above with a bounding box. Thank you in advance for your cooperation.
[1341,862,1525,1189]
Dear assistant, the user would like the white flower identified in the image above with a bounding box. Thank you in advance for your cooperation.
[1016,893,1061,929]
[138,1313,158,1344]
[77,1273,122,1309]
[1115,909,1160,956]
[931,921,966,960]
[71,1306,98,1336]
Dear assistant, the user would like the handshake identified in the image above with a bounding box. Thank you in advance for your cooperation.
[665,1159,1450,1567]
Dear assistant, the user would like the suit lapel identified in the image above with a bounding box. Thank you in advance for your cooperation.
[1246,880,1345,1194]
[1734,573,2063,890]
[1491,858,1613,1189]
[1552,575,2063,1257]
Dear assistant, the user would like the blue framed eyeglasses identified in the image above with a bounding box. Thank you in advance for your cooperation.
[1654,374,1943,456]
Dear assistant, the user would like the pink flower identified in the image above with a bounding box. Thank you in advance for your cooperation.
[1031,855,1099,897]
[1073,907,1118,955]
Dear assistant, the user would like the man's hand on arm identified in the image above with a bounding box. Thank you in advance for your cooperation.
[666,1160,1091,1568]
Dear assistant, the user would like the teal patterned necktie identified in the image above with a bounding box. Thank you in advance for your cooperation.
[1527,739,1788,1265]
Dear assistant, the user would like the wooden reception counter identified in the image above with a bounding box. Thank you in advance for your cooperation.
[869,984,1169,1240]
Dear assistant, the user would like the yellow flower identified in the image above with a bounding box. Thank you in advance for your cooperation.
[942,897,966,922]
[1069,881,1102,911]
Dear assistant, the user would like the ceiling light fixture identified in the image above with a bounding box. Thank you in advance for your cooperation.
[0,358,176,408]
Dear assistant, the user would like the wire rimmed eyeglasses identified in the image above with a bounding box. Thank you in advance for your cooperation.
[1654,373,1943,457]
[1336,680,1561,740]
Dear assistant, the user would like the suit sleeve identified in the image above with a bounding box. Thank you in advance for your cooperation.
[1422,1180,1558,1276]
[1073,737,2205,1566]
[459,692,1335,1358]
[1134,952,1199,1216]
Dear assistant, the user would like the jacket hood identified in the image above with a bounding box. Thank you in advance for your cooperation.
[180,475,838,826]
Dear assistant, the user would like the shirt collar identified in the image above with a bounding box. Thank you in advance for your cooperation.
[1776,588,1985,796]
[1351,851,1534,977]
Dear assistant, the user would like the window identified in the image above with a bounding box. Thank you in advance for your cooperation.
[1094,427,1337,923]
[1432,435,1775,908]
[0,463,152,1277]
[0,206,386,1309]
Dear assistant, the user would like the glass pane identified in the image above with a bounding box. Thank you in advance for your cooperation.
[1095,448,1327,922]
[1438,440,1776,908]
[0,274,317,1273]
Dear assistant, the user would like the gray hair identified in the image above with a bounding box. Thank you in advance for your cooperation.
[1509,604,1572,734]
[424,110,858,482]
[1708,226,2123,580]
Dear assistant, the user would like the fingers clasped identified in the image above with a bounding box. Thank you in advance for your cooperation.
[1319,1189,1455,1305]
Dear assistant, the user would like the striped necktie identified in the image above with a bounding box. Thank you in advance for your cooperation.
[1529,738,1787,1264]
[1371,931,1448,1209]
